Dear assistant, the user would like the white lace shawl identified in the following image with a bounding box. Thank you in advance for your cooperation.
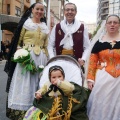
[23,18,49,34]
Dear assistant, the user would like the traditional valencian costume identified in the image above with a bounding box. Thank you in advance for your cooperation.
[23,55,90,120]
[87,39,120,120]
[48,18,90,61]
[6,17,49,119]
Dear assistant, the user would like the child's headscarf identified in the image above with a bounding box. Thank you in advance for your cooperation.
[49,65,65,82]
[45,65,65,96]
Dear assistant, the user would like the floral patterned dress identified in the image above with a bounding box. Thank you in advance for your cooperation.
[87,39,120,120]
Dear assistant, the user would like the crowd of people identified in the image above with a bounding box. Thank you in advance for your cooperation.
[2,1,120,120]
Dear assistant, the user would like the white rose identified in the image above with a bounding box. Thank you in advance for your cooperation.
[20,49,29,57]
[14,52,19,59]
[14,49,29,59]
[14,50,21,59]
[38,65,44,69]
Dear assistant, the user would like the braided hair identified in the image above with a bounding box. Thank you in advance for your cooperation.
[4,2,46,92]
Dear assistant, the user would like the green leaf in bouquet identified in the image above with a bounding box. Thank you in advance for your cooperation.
[21,65,28,74]
[22,57,31,66]
[11,53,31,64]
[12,51,39,74]
[27,64,33,71]
[37,65,44,72]
[38,68,44,72]
[21,64,36,74]
[11,56,23,63]
[19,54,30,63]
[24,54,31,60]
[33,66,38,73]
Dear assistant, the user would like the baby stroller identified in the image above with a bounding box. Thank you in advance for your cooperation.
[24,55,89,120]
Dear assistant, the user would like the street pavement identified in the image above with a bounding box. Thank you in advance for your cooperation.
[0,61,10,120]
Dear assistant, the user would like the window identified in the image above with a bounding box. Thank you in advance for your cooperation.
[114,6,119,10]
[114,3,119,7]
[110,0,114,2]
[109,0,114,4]
[15,6,21,17]
[114,0,119,2]
[7,4,10,15]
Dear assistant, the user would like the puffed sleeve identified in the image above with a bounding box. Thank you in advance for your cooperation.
[87,53,99,81]
[36,83,48,95]
[43,34,48,56]
[57,80,75,95]
[47,25,56,58]
[81,25,90,61]
[17,27,26,48]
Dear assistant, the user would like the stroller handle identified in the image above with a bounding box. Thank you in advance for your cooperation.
[47,55,80,68]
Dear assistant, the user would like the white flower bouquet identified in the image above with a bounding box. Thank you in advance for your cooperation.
[12,49,37,74]
[37,65,44,72]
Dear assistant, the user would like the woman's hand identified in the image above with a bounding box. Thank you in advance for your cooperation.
[87,81,94,90]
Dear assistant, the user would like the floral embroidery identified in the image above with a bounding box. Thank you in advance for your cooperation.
[87,49,120,79]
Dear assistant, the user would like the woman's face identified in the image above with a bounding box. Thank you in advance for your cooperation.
[50,70,64,84]
[32,3,44,20]
[106,16,120,33]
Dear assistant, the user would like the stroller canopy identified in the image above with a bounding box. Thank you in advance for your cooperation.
[39,55,83,88]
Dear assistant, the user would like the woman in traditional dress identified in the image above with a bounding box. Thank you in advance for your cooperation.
[87,14,120,120]
[4,2,49,120]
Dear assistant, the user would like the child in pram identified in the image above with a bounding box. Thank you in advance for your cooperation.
[35,65,75,100]
[23,55,89,120]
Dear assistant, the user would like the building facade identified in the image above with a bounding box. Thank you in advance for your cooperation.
[86,23,96,34]
[97,0,109,24]
[50,0,64,31]
[97,0,120,24]
[0,0,66,43]
[109,0,120,15]
[1,0,30,43]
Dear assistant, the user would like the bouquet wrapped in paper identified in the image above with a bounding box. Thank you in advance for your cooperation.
[12,49,37,74]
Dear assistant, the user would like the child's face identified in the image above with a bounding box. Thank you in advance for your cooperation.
[50,70,64,84]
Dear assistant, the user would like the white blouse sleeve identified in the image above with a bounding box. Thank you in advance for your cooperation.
[47,25,56,58]
[81,26,90,61]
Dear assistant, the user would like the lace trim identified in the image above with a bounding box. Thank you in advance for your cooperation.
[99,38,120,43]
[23,18,49,34]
